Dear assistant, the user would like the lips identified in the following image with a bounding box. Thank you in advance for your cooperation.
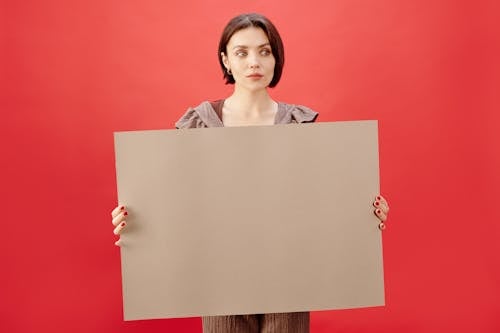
[246,73,264,78]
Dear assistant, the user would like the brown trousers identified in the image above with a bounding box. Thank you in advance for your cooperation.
[202,312,309,333]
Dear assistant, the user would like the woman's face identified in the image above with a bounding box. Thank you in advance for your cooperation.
[222,26,276,91]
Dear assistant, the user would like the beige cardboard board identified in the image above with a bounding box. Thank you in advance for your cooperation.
[114,121,384,320]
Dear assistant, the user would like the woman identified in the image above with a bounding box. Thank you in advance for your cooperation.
[111,13,390,333]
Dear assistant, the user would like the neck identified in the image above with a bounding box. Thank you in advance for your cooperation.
[225,87,274,116]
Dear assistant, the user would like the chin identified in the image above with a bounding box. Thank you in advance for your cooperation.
[245,80,273,91]
[246,85,269,92]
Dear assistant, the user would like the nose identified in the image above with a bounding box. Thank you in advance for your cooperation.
[247,53,260,68]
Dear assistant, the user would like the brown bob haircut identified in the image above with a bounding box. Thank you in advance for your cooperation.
[218,13,285,88]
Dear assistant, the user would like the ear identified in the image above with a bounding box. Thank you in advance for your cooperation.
[221,52,229,69]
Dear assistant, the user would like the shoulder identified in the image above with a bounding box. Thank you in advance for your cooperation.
[275,102,319,124]
[174,101,223,129]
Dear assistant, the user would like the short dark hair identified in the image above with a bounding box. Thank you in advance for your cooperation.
[218,13,285,88]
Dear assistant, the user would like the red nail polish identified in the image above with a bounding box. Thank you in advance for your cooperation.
[120,206,125,210]
[121,222,126,227]
[377,196,381,201]
[124,212,128,216]
[375,201,380,206]
[377,209,381,214]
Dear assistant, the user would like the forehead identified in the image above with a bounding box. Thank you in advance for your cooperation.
[227,26,270,48]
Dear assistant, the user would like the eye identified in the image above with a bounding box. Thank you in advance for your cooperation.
[235,50,247,57]
[260,48,272,56]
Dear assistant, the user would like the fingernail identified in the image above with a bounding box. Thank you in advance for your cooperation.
[376,209,381,214]
[121,222,126,227]
[120,206,125,210]
[375,201,380,206]
[124,211,128,216]
[377,196,381,200]
[378,222,386,230]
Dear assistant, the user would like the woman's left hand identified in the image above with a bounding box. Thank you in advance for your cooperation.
[373,195,389,230]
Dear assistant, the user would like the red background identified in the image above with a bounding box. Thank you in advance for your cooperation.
[2,0,499,332]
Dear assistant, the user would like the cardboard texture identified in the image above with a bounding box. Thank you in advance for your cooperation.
[114,121,384,320]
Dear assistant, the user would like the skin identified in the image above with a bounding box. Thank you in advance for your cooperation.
[220,26,278,127]
[111,26,390,245]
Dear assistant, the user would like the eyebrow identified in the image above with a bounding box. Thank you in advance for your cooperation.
[232,43,271,50]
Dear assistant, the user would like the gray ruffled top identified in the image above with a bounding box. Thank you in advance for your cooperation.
[175,100,318,129]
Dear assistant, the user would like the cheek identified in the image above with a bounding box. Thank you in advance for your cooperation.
[230,58,243,70]
[267,58,276,72]
[267,55,276,67]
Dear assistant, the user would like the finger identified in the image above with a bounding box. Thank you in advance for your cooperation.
[375,208,387,222]
[115,238,122,246]
[113,221,127,235]
[376,195,389,210]
[380,201,389,214]
[374,200,389,214]
[111,205,126,218]
[378,222,386,231]
[112,211,128,226]
[375,195,389,214]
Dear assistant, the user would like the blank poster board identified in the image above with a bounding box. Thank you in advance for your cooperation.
[114,121,384,321]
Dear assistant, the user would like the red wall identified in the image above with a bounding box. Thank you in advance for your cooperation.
[2,1,499,332]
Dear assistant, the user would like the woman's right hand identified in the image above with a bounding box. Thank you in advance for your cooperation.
[111,205,128,246]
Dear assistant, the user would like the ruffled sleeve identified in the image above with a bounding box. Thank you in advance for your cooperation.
[175,108,208,129]
[275,103,319,124]
[291,104,319,123]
